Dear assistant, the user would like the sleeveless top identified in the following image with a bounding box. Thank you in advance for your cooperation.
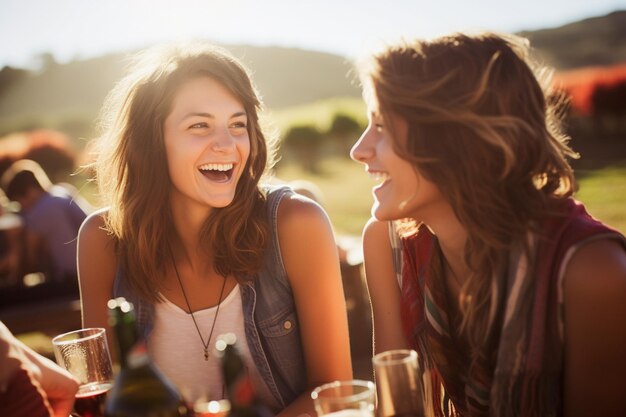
[390,198,626,417]
[113,185,306,410]
[148,285,280,410]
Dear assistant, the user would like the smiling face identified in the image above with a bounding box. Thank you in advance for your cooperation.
[350,106,445,222]
[163,76,250,215]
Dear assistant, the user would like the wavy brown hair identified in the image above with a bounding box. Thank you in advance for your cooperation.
[95,42,277,301]
[361,33,578,351]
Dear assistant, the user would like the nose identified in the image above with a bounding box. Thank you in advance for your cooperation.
[211,128,236,153]
[350,126,374,164]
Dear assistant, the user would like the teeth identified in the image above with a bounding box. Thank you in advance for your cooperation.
[368,171,388,182]
[199,163,234,171]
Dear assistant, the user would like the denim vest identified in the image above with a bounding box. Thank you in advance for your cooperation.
[113,186,306,408]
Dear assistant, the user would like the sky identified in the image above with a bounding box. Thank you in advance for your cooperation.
[1,0,625,69]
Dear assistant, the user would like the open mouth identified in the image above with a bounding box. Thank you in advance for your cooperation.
[198,163,235,182]
[368,170,389,185]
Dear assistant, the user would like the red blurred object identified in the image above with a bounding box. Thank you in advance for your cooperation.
[553,63,626,115]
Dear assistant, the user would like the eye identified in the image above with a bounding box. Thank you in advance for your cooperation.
[229,120,248,135]
[230,121,247,129]
[189,122,209,129]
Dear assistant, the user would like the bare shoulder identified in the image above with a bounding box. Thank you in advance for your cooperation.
[77,208,117,282]
[562,237,626,416]
[79,208,111,241]
[361,218,406,351]
[276,191,331,234]
[563,237,626,298]
[363,218,391,246]
[275,190,339,287]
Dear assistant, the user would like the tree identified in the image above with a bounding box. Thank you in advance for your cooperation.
[282,125,324,173]
[0,66,27,97]
[328,113,363,157]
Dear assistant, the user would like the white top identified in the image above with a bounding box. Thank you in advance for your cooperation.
[148,284,279,408]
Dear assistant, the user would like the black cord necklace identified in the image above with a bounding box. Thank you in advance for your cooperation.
[169,247,227,361]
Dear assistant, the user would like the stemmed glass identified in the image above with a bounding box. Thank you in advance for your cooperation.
[52,328,114,417]
[372,349,425,417]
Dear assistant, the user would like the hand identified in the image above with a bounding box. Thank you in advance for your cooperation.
[22,345,80,417]
[1,322,79,417]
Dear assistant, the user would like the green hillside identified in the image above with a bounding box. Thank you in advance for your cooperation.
[0,10,624,140]
[0,45,360,138]
[520,10,626,69]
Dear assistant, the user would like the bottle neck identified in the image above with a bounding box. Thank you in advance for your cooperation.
[222,345,257,409]
[112,311,143,369]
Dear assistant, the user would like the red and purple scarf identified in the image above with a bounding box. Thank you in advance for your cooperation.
[398,199,625,417]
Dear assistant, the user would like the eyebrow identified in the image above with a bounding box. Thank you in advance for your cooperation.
[182,111,247,120]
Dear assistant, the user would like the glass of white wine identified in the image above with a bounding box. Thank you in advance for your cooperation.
[372,349,424,417]
[311,379,375,417]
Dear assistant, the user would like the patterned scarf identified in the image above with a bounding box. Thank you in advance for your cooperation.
[398,198,625,417]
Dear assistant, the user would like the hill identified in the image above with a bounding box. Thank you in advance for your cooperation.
[0,45,360,137]
[0,10,624,139]
[520,10,626,69]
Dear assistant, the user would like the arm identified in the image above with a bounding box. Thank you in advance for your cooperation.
[276,194,353,417]
[77,209,118,350]
[563,238,626,417]
[1,321,79,417]
[362,218,407,354]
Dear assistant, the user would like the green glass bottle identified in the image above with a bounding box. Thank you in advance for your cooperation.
[104,297,191,417]
[217,334,274,417]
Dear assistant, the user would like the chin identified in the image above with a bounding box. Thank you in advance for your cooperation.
[205,194,237,208]
[373,199,410,222]
[213,200,236,208]
[371,203,392,222]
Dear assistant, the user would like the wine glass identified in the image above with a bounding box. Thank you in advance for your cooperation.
[52,328,114,417]
[311,379,376,417]
[372,349,425,417]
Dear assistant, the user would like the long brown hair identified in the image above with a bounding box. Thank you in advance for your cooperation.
[95,42,277,301]
[361,33,577,350]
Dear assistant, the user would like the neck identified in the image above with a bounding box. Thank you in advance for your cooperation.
[423,206,469,281]
[169,195,213,273]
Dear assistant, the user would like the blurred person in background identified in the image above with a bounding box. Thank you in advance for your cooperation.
[0,188,25,287]
[78,41,351,415]
[1,160,88,288]
[351,33,626,417]
[0,320,79,417]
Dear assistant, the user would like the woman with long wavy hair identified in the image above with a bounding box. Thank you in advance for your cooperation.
[351,33,626,417]
[78,41,352,416]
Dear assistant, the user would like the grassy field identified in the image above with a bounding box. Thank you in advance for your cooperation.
[267,96,625,235]
[575,166,626,233]
[276,159,626,236]
[275,156,374,236]
[264,96,367,134]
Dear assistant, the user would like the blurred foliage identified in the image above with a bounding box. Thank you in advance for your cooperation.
[266,97,366,133]
[282,124,325,173]
[0,66,28,96]
[0,129,78,184]
[328,113,365,156]
[280,110,365,173]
